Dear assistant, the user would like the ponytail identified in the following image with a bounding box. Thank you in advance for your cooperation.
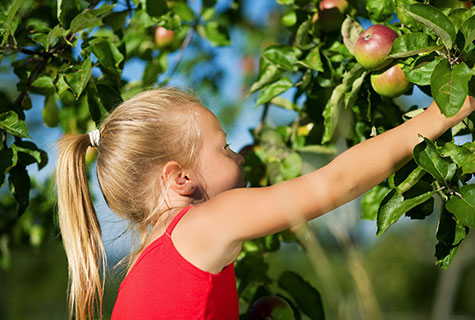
[56,134,106,320]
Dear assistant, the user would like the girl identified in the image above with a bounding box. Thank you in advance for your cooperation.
[56,87,474,320]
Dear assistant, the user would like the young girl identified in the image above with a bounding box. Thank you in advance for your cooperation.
[56,87,474,320]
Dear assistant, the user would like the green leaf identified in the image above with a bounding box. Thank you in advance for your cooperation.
[460,15,475,51]
[142,55,167,86]
[64,57,91,99]
[282,10,297,27]
[235,252,271,295]
[103,10,129,31]
[270,97,299,112]
[87,38,124,73]
[344,69,368,110]
[280,152,302,180]
[46,25,67,51]
[146,0,167,17]
[448,8,473,32]
[377,186,434,236]
[31,75,55,96]
[388,32,441,59]
[439,142,475,175]
[249,61,284,94]
[413,136,457,184]
[436,209,466,246]
[341,16,364,55]
[1,0,26,46]
[96,83,122,112]
[406,4,456,50]
[171,2,194,21]
[57,0,80,29]
[0,111,30,138]
[322,64,365,144]
[298,46,323,72]
[404,56,441,86]
[256,78,293,106]
[69,4,114,33]
[445,184,475,228]
[361,185,391,220]
[87,82,109,124]
[366,0,396,23]
[14,140,48,169]
[434,209,467,269]
[295,19,313,49]
[0,145,18,188]
[391,165,426,195]
[262,45,302,72]
[202,21,230,46]
[431,60,471,117]
[8,165,30,215]
[42,95,59,128]
[278,271,325,320]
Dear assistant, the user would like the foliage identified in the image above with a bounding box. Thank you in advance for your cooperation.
[1,0,474,318]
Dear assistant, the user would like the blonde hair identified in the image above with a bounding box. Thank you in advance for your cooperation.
[55,87,203,320]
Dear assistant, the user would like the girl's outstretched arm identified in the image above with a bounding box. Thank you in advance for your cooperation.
[192,97,474,255]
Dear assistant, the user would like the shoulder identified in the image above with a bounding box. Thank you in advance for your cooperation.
[170,204,242,274]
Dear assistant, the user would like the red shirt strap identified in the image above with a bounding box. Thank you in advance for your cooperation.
[165,206,192,236]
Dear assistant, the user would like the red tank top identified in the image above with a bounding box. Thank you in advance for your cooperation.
[111,206,239,319]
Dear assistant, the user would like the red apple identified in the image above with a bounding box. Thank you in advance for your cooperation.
[317,0,348,32]
[154,26,174,48]
[354,24,398,70]
[248,296,295,320]
[370,64,412,98]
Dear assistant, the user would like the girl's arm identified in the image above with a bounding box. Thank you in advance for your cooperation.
[195,98,474,248]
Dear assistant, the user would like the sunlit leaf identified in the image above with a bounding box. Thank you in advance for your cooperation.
[388,32,441,58]
[361,185,391,220]
[69,4,114,33]
[341,16,364,55]
[413,136,457,184]
[439,142,475,175]
[460,15,475,50]
[431,60,470,117]
[64,57,91,99]
[377,184,434,236]
[0,111,30,138]
[445,184,475,228]
[256,78,294,106]
[406,4,456,50]
[404,56,441,86]
[262,45,302,71]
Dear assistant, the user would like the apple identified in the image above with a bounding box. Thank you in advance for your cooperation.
[154,26,174,48]
[317,0,348,32]
[354,24,398,70]
[248,296,295,320]
[370,64,412,98]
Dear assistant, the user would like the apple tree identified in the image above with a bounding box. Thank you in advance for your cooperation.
[239,0,475,318]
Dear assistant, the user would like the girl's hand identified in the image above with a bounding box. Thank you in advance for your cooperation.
[428,95,475,128]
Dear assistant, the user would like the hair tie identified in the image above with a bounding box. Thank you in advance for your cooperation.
[88,129,100,148]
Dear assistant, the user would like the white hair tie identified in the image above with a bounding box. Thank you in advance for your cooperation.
[88,129,100,148]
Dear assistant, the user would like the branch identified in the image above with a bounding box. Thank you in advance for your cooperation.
[165,27,195,81]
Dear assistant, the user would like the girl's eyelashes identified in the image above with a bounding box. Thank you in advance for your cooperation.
[224,143,231,150]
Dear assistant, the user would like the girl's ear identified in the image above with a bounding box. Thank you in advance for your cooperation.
[161,161,196,196]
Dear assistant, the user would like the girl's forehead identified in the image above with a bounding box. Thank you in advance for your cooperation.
[197,106,222,132]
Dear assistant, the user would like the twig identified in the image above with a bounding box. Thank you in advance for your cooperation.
[165,27,195,81]
[255,103,270,136]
